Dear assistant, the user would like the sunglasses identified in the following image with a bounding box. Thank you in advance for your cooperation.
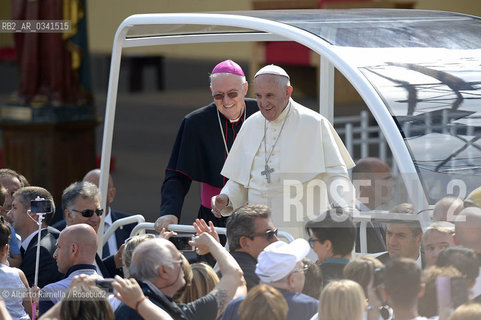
[212,91,239,100]
[250,228,278,241]
[71,208,104,218]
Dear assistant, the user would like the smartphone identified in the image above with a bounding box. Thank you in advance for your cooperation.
[30,199,53,214]
[170,235,195,252]
[96,279,115,293]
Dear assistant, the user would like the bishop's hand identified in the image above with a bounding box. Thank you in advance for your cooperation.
[154,214,178,233]
[211,194,229,218]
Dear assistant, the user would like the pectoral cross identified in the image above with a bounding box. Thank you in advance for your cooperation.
[261,164,274,183]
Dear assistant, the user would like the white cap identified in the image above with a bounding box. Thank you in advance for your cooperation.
[254,64,290,79]
[255,239,310,283]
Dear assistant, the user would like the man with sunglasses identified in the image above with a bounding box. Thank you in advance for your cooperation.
[225,204,279,290]
[7,186,63,287]
[155,59,258,235]
[83,169,137,258]
[61,181,122,278]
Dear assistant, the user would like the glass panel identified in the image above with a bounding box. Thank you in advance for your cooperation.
[126,24,254,39]
[333,109,408,211]
[359,49,481,204]
[124,10,481,49]
[239,10,481,49]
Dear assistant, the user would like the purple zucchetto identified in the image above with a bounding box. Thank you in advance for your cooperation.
[211,59,245,76]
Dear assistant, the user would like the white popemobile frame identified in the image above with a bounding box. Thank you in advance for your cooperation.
[97,9,481,255]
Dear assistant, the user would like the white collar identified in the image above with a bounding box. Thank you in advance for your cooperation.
[21,228,47,251]
[104,207,112,226]
[416,251,422,268]
[229,105,245,123]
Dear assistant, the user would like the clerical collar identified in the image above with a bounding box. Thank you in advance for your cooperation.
[228,105,245,123]
[269,100,291,125]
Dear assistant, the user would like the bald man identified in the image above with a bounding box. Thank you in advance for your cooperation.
[455,207,481,299]
[39,224,99,314]
[83,169,137,258]
[432,196,464,222]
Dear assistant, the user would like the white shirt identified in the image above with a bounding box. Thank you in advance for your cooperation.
[103,207,118,255]
[21,228,46,251]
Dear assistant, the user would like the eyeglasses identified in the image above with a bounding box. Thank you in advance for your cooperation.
[71,208,104,218]
[173,258,184,268]
[212,91,239,100]
[250,228,278,241]
[308,237,320,248]
[293,263,309,274]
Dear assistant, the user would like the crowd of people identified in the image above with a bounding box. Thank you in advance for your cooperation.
[1,59,481,320]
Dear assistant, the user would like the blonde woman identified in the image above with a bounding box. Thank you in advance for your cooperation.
[318,279,366,320]
[181,262,219,303]
[239,284,288,320]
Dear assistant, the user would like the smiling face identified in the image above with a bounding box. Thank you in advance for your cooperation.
[65,195,102,233]
[210,73,248,121]
[254,74,292,122]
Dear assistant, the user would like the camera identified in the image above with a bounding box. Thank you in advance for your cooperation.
[96,279,115,293]
[170,234,196,263]
[30,199,53,214]
[170,234,195,252]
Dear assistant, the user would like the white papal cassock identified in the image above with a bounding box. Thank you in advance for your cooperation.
[218,99,356,238]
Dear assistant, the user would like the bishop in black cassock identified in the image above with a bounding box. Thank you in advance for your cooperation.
[156,59,258,232]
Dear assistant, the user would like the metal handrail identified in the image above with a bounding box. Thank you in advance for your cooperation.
[102,214,145,247]
[130,222,295,243]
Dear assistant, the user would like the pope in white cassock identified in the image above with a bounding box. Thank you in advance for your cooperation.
[212,65,356,238]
